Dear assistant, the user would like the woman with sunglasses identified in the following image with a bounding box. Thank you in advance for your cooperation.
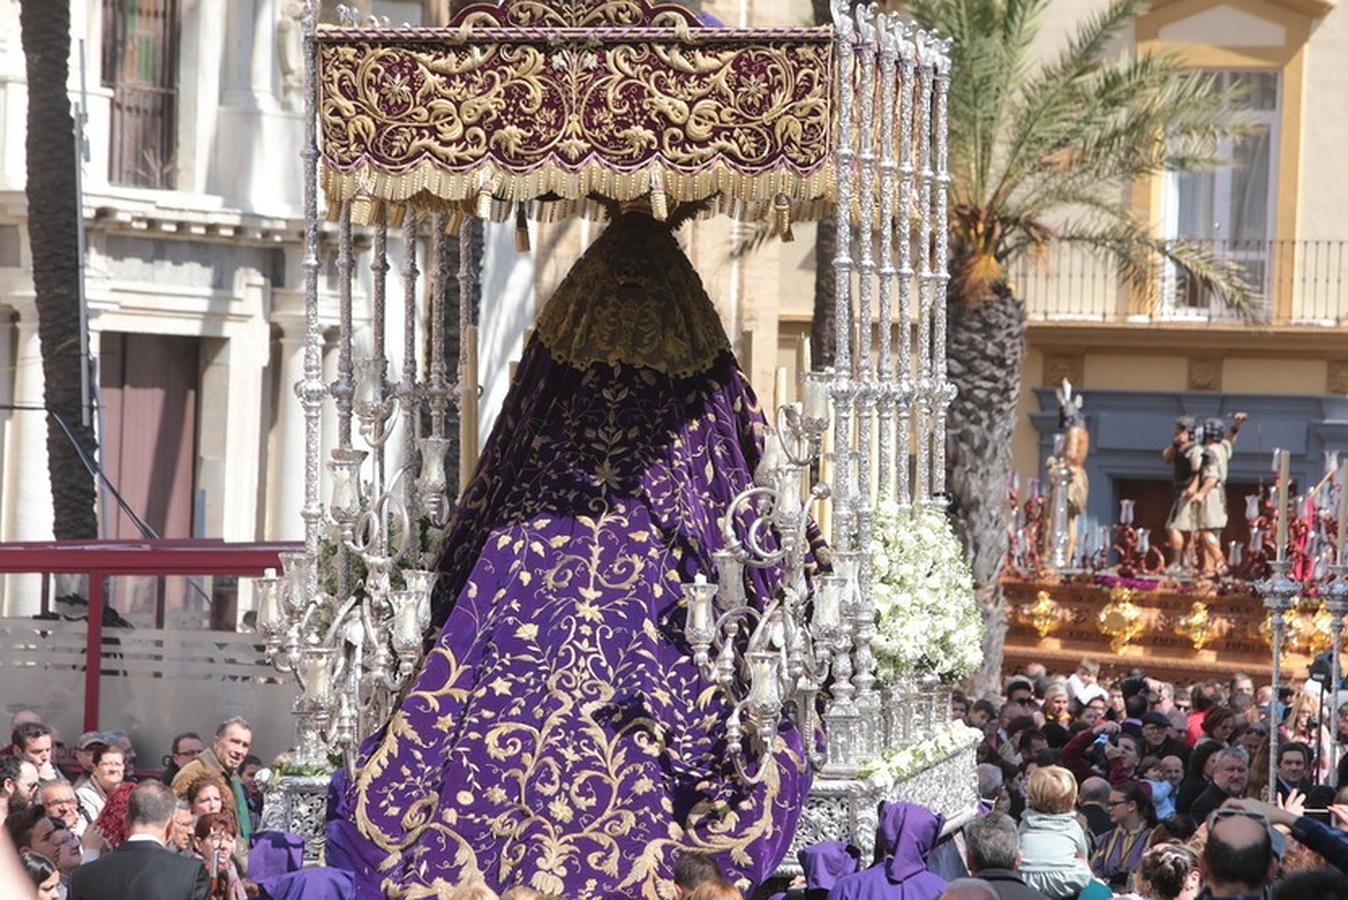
[1092,782,1156,888]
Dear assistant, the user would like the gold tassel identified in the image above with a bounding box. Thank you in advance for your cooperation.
[475,167,494,220]
[514,202,531,252]
[773,194,794,243]
[649,166,668,222]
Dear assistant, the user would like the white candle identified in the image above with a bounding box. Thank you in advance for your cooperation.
[1277,450,1291,561]
[1251,527,1264,553]
[1120,499,1135,525]
[685,576,715,634]
[256,576,283,631]
[394,592,423,648]
[797,333,812,378]
[459,325,480,492]
[774,366,790,414]
[813,576,844,631]
[302,649,333,705]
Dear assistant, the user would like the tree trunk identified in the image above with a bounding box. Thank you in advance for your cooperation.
[945,288,1025,695]
[19,0,98,539]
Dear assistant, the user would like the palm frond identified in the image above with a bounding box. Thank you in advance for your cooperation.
[728,218,776,262]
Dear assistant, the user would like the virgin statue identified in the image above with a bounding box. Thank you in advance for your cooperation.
[326,212,811,898]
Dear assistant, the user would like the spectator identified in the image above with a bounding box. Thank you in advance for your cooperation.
[953,693,971,723]
[1223,795,1348,877]
[11,725,61,784]
[74,745,124,826]
[673,852,722,898]
[1138,757,1176,820]
[970,701,999,735]
[239,755,264,833]
[939,880,999,900]
[1132,842,1198,900]
[1337,702,1348,748]
[1284,691,1333,784]
[1152,814,1197,844]
[1121,694,1149,739]
[1189,748,1249,822]
[1068,660,1108,708]
[171,718,254,844]
[36,781,82,837]
[101,733,137,782]
[1077,777,1112,838]
[6,806,82,882]
[1237,722,1266,762]
[1160,756,1185,793]
[1198,809,1277,899]
[690,880,742,900]
[71,733,106,789]
[169,802,194,855]
[1006,679,1035,708]
[1186,682,1222,747]
[1017,766,1092,899]
[1141,712,1189,764]
[825,802,947,899]
[1091,782,1155,888]
[1175,743,1222,816]
[1229,674,1254,701]
[1276,742,1313,799]
[1199,707,1237,748]
[1,758,39,818]
[1104,733,1143,785]
[160,733,204,788]
[68,780,209,900]
[190,811,250,900]
[1271,869,1348,899]
[185,773,228,818]
[81,782,136,863]
[977,765,1005,815]
[19,849,60,900]
[960,812,1048,900]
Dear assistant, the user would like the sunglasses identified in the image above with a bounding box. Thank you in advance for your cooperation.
[1210,808,1269,826]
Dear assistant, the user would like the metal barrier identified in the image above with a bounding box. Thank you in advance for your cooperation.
[0,541,302,764]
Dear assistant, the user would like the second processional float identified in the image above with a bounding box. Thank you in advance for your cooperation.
[251,0,983,895]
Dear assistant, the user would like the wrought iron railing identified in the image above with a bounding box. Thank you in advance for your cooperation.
[1011,239,1348,326]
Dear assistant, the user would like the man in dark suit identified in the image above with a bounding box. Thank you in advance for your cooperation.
[69,780,208,900]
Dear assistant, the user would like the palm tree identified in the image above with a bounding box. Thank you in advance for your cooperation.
[19,0,99,539]
[906,0,1252,690]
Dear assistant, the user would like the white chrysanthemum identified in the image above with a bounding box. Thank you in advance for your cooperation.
[866,506,982,684]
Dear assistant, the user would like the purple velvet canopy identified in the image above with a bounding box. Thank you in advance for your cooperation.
[330,214,811,898]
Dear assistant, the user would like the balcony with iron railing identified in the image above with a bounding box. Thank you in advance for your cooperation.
[1011,240,1348,327]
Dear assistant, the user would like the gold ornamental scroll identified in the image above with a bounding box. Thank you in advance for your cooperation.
[315,0,836,226]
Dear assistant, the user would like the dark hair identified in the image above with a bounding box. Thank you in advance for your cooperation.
[1202,706,1237,739]
[673,851,722,891]
[92,744,125,766]
[242,755,262,769]
[1272,869,1348,900]
[1116,781,1157,827]
[1192,682,1222,714]
[193,809,239,841]
[1188,741,1222,779]
[1278,741,1311,768]
[1006,716,1037,742]
[965,812,1020,872]
[1017,729,1047,755]
[171,732,202,753]
[1125,693,1149,720]
[1155,814,1197,843]
[128,781,178,828]
[971,699,998,720]
[11,722,51,750]
[1205,814,1273,891]
[0,754,23,787]
[4,803,48,848]
[19,848,57,887]
[1137,843,1198,900]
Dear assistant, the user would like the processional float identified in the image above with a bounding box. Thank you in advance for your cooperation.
[255,0,979,875]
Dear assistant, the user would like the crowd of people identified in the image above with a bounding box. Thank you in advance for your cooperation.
[9,657,1348,899]
[920,659,1348,900]
[0,712,270,899]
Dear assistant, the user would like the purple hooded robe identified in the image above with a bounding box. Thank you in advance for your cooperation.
[825,803,948,900]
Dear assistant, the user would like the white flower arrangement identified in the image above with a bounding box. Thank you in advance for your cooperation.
[869,501,982,684]
[859,721,984,793]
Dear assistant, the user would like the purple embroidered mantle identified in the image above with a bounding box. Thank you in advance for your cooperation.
[332,217,810,898]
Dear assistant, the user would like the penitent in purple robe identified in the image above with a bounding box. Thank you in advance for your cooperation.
[328,214,811,898]
[826,803,947,900]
